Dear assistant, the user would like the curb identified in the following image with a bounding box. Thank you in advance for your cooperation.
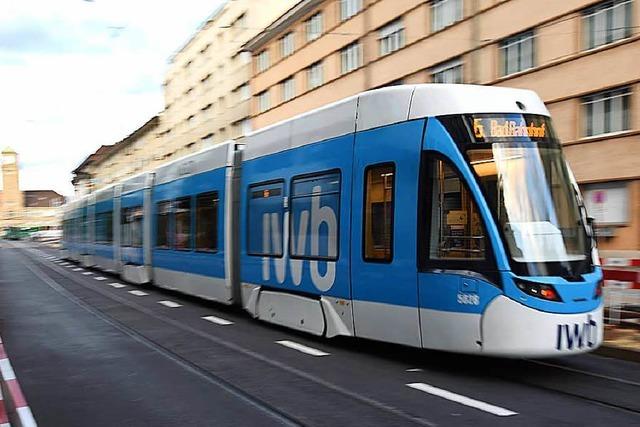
[595,344,640,364]
[0,336,36,427]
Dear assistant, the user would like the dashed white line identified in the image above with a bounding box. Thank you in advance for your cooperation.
[107,283,126,289]
[406,383,518,417]
[72,268,84,272]
[94,276,107,281]
[202,315,234,326]
[157,300,182,308]
[406,368,423,372]
[275,340,330,357]
[82,272,93,276]
[128,290,148,296]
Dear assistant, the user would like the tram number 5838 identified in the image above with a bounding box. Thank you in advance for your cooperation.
[457,293,480,306]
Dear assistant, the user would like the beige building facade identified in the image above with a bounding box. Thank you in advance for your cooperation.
[243,0,640,251]
[156,0,299,161]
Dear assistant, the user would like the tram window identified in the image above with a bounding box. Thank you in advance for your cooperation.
[95,212,113,244]
[363,164,395,262]
[290,171,340,260]
[122,207,143,248]
[174,197,192,251]
[428,159,486,260]
[247,181,284,257]
[105,212,113,243]
[195,191,218,253]
[156,201,171,249]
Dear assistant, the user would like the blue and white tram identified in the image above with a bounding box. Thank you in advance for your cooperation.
[62,84,603,357]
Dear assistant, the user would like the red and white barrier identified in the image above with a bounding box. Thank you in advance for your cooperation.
[601,258,640,268]
[0,336,36,427]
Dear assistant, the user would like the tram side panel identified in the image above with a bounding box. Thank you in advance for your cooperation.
[120,186,147,283]
[239,135,355,336]
[92,189,117,272]
[151,164,231,304]
[349,120,426,348]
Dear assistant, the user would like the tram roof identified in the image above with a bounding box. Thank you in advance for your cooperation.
[244,84,549,161]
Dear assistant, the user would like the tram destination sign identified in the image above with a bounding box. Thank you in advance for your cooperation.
[466,114,556,143]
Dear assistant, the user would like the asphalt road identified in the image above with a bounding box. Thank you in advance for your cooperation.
[1,241,639,426]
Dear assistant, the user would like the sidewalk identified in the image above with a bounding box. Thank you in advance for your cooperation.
[599,326,640,363]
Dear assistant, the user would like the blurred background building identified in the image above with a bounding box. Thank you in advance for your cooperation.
[1,147,65,232]
[73,0,298,194]
[73,0,639,251]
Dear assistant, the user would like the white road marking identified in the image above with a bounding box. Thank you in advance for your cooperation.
[0,359,16,380]
[128,290,148,296]
[107,283,126,289]
[202,315,234,326]
[82,272,93,275]
[406,383,518,417]
[406,368,423,372]
[73,268,84,272]
[158,300,182,308]
[275,340,329,357]
[94,276,107,281]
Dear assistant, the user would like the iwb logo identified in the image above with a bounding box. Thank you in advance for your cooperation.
[262,186,338,292]
[556,315,598,350]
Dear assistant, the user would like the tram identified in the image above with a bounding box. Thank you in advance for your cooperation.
[62,84,603,357]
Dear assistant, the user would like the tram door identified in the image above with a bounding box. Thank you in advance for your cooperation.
[350,121,424,347]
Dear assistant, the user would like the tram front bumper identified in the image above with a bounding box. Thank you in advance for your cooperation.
[481,295,603,357]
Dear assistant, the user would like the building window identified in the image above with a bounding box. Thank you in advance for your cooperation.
[280,32,295,58]
[340,41,362,75]
[281,76,295,102]
[174,197,191,251]
[379,20,405,56]
[240,51,252,64]
[257,50,270,72]
[583,0,632,50]
[582,87,631,137]
[234,12,247,30]
[156,201,171,249]
[340,0,362,20]
[290,171,341,260]
[241,118,252,136]
[201,133,214,147]
[239,83,251,101]
[432,0,463,32]
[432,59,463,83]
[307,61,323,90]
[306,12,323,41]
[500,30,535,76]
[257,90,271,113]
[247,181,285,257]
[363,164,394,262]
[195,192,218,252]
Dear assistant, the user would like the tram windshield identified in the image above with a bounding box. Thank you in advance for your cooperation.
[462,114,591,277]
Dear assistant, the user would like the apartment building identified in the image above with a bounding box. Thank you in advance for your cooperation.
[156,0,298,161]
[243,0,640,250]
[72,117,159,196]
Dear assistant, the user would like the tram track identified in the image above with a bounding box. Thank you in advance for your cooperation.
[18,248,303,427]
[18,244,437,427]
[503,358,640,415]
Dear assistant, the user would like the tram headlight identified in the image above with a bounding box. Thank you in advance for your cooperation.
[515,279,563,302]
[594,280,603,299]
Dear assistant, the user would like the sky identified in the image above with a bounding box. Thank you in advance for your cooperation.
[0,0,225,197]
